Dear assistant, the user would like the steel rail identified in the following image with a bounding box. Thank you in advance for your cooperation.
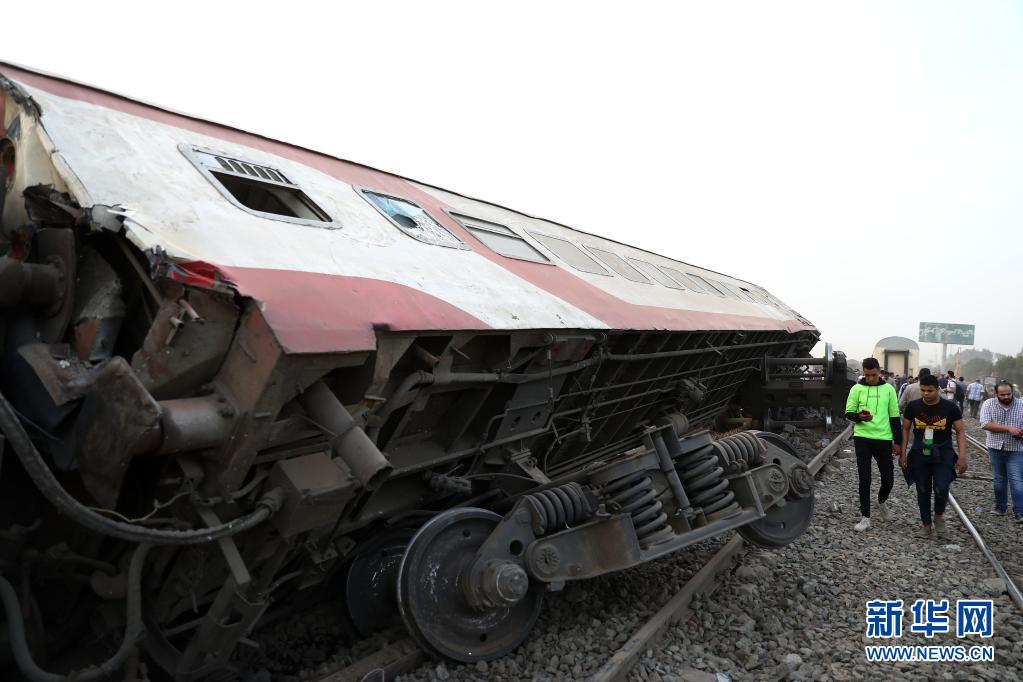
[590,424,853,682]
[807,424,855,476]
[947,432,1023,612]
[311,637,424,682]
[946,495,1023,612]
[964,432,987,453]
[957,433,994,481]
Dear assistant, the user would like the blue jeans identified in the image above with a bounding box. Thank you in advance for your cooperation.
[988,448,1023,516]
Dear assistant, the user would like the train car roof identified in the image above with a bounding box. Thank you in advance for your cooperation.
[0,60,751,283]
[0,61,817,353]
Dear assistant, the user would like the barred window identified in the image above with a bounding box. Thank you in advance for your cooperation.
[180,144,334,226]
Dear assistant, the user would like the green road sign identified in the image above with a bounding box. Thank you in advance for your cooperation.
[918,322,975,345]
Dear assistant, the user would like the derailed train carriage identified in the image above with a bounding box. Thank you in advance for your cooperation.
[0,63,853,680]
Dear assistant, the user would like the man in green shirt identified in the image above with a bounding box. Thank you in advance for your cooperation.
[844,357,904,531]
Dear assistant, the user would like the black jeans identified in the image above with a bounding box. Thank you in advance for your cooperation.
[855,436,894,518]
[908,445,957,525]
[966,399,980,419]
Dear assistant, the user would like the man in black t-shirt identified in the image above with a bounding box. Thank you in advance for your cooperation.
[900,374,968,539]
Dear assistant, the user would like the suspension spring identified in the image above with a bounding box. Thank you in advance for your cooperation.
[601,470,674,548]
[676,445,739,521]
[712,431,766,475]
[522,482,596,535]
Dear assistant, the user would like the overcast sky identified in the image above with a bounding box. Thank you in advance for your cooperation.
[5,1,1021,366]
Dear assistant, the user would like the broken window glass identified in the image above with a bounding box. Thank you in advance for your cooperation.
[723,283,756,303]
[739,286,767,304]
[362,191,465,249]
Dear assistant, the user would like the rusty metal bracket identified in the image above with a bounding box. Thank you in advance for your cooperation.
[195,506,251,588]
[524,513,642,583]
[74,357,161,507]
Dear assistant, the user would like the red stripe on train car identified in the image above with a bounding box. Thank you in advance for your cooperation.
[218,266,804,354]
[216,266,492,353]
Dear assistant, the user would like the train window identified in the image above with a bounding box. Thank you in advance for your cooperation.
[627,258,686,289]
[528,233,610,275]
[739,286,767,304]
[361,191,467,249]
[763,291,787,309]
[661,267,705,292]
[735,286,757,302]
[180,144,336,227]
[718,282,739,299]
[687,273,726,297]
[713,281,738,299]
[719,281,755,302]
[448,213,550,263]
[585,247,650,283]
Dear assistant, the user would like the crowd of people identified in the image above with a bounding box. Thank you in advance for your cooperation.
[844,359,1023,539]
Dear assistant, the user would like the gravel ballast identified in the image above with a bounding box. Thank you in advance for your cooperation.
[626,422,1023,682]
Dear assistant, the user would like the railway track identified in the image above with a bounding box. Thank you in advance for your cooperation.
[613,421,1023,682]
[952,432,1023,611]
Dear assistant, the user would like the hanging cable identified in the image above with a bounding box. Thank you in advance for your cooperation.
[0,543,151,681]
[0,387,282,545]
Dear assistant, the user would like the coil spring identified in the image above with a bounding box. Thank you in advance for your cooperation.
[523,482,593,535]
[712,431,766,475]
[677,446,737,520]
[676,431,767,521]
[602,470,674,548]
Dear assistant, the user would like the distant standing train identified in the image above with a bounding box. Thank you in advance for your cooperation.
[0,62,852,680]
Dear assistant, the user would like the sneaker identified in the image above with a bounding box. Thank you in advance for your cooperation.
[1015,515,1023,525]
[854,517,871,532]
[878,502,891,521]
[934,516,946,536]
[914,526,935,539]
[990,509,1007,516]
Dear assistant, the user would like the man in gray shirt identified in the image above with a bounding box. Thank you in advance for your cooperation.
[899,367,932,413]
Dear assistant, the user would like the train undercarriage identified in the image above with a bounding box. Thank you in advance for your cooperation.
[0,189,853,679]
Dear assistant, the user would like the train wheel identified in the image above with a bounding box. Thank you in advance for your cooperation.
[396,508,543,662]
[737,432,815,548]
[345,525,416,637]
[737,494,815,548]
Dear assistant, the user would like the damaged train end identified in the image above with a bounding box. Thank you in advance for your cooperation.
[0,64,854,680]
